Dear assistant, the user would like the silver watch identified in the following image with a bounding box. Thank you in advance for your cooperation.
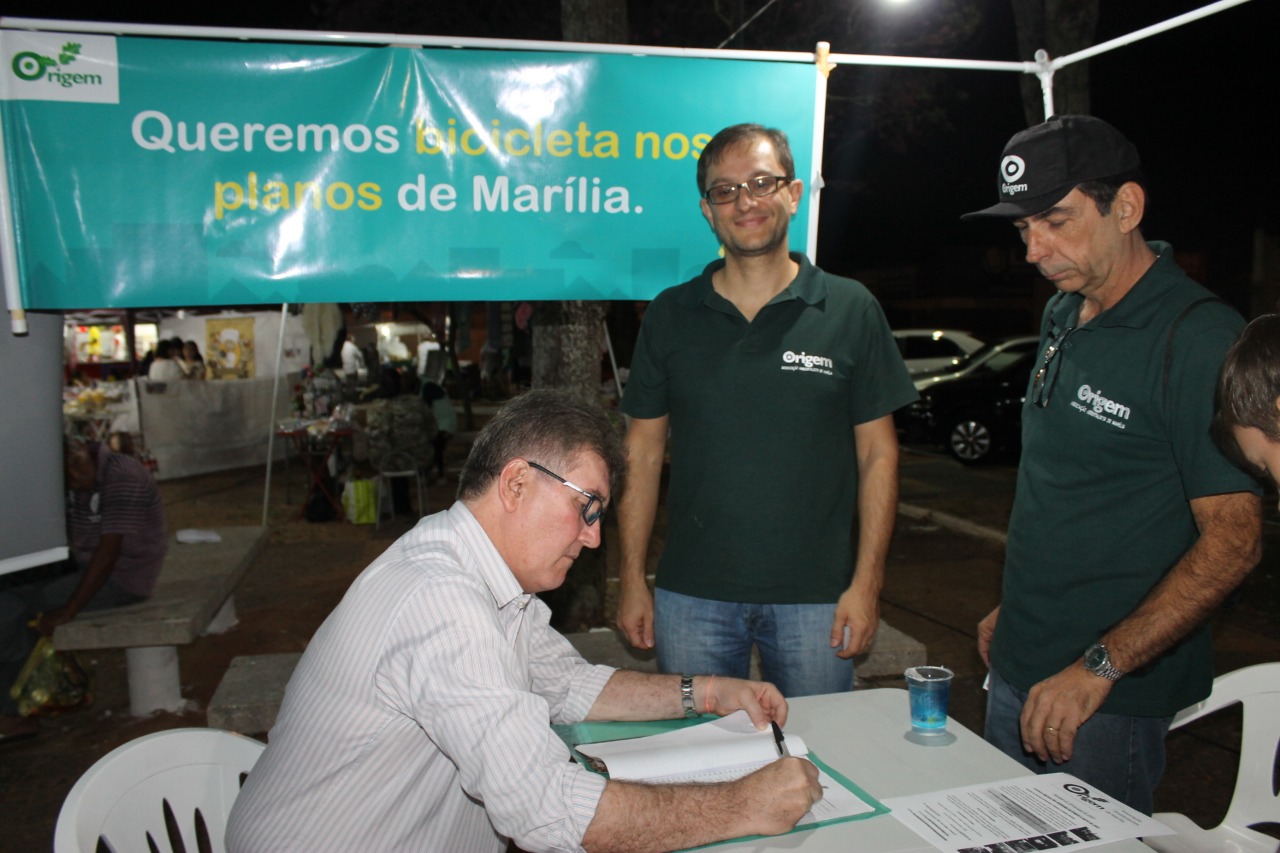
[1083,643,1124,681]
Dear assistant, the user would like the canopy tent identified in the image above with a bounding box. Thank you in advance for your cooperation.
[0,0,1256,572]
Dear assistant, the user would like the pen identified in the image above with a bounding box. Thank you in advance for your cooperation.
[771,721,789,758]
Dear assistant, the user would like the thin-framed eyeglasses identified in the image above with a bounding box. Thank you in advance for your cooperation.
[702,175,790,205]
[1031,326,1076,408]
[525,461,606,525]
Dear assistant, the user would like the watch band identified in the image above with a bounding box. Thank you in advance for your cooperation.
[680,674,698,718]
[1084,643,1125,681]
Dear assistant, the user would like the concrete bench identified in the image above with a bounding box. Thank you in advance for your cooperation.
[563,621,927,682]
[54,526,268,717]
[208,652,302,735]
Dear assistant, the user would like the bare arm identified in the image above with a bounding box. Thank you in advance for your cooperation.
[587,670,788,728]
[615,416,669,650]
[1020,490,1262,763]
[38,533,124,635]
[582,673,815,852]
[831,415,900,658]
[582,758,821,853]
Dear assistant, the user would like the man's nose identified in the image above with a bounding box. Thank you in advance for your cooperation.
[1024,230,1049,264]
[579,518,602,549]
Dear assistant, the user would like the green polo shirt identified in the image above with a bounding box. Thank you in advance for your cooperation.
[621,254,918,603]
[993,242,1259,717]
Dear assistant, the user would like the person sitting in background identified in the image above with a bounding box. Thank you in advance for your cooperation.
[179,340,206,380]
[0,439,167,741]
[146,339,183,383]
[226,390,820,852]
[1216,314,1280,488]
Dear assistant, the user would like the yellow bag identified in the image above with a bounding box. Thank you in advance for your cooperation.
[342,478,378,525]
[9,635,92,717]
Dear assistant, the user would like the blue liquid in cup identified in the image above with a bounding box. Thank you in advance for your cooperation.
[906,666,953,732]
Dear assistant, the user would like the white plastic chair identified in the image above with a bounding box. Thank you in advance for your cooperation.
[54,727,264,853]
[1145,662,1280,853]
[376,450,427,529]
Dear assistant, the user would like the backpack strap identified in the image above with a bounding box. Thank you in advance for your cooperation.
[1162,296,1227,417]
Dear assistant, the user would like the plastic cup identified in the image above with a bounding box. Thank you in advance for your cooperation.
[905,665,954,733]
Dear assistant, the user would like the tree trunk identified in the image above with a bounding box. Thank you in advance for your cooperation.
[1011,0,1099,127]
[536,0,628,632]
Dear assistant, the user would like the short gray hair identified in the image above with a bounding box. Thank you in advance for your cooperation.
[457,390,627,502]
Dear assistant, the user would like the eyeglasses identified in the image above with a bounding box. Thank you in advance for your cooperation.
[1031,326,1076,408]
[702,175,790,205]
[526,461,605,526]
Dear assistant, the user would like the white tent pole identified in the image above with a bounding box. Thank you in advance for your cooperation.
[1035,50,1055,121]
[263,303,288,527]
[1052,0,1254,70]
[602,319,623,404]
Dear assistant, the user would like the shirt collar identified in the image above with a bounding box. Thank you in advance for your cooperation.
[445,502,532,612]
[679,252,827,310]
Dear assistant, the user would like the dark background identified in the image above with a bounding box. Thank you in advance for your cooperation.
[3,0,1274,337]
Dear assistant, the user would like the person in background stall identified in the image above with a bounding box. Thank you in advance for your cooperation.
[146,339,184,383]
[179,340,206,380]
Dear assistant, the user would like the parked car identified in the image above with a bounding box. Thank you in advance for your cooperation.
[912,336,1040,391]
[892,329,985,375]
[898,337,1040,463]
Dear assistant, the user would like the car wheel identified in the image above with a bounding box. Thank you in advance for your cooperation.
[947,417,993,463]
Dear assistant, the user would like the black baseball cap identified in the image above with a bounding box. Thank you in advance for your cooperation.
[961,115,1141,220]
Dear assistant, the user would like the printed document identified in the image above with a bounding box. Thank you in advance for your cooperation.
[882,772,1174,852]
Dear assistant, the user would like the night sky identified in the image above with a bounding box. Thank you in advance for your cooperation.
[3,0,1273,329]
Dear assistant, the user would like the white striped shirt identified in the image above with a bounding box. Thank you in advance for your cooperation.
[226,503,614,852]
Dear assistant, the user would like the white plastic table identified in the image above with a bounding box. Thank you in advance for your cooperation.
[713,688,1152,852]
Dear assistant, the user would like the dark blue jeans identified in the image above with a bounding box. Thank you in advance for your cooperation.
[984,666,1172,814]
[654,589,854,698]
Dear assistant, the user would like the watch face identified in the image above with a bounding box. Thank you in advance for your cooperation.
[1084,645,1107,670]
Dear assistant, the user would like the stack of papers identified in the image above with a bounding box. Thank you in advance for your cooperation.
[571,710,885,831]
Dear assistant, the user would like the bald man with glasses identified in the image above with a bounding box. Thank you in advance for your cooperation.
[228,390,820,853]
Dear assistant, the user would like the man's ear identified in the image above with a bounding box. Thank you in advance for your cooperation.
[496,458,529,513]
[1113,182,1146,235]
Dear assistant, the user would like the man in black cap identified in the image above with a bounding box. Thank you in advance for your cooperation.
[963,115,1261,812]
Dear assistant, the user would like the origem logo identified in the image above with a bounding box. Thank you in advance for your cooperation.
[10,42,102,89]
[780,350,834,376]
[1,32,119,104]
[1000,154,1028,195]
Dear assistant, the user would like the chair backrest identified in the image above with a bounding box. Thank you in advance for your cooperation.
[54,727,265,853]
[378,450,419,476]
[1170,662,1280,832]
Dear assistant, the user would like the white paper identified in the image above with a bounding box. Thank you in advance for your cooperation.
[576,710,876,824]
[882,773,1173,853]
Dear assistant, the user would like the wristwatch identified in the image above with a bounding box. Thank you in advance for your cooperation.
[1083,643,1124,681]
[680,675,698,718]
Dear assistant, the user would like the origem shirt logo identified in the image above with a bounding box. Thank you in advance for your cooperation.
[781,350,834,376]
[1070,384,1131,430]
[1,31,119,104]
[1000,155,1028,196]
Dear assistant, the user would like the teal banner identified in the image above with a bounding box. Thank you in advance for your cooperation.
[1,29,820,308]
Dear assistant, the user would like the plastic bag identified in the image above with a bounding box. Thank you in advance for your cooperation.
[8,636,92,717]
[342,478,378,525]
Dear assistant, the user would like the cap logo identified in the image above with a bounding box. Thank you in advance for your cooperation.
[1000,155,1028,196]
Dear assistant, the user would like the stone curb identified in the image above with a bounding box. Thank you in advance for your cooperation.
[898,502,1008,547]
